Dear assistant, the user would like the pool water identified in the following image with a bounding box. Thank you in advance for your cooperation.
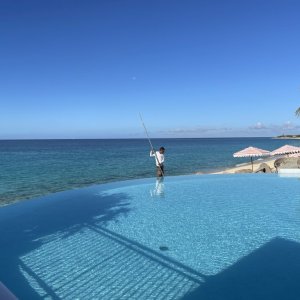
[0,174,300,299]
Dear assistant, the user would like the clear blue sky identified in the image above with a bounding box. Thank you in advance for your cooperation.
[1,0,300,139]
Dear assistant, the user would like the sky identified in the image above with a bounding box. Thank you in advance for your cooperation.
[1,0,300,139]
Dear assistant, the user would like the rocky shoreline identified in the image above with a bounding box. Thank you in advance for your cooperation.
[198,156,300,175]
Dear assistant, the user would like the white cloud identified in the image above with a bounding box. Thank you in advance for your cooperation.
[158,126,233,135]
[151,121,300,138]
[282,121,295,130]
[249,122,267,130]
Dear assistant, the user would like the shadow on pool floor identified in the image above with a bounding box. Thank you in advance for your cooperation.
[182,237,300,300]
[0,189,131,299]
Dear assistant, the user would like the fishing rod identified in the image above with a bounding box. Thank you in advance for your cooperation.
[139,113,164,176]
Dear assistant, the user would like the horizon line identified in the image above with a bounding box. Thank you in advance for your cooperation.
[0,137,274,141]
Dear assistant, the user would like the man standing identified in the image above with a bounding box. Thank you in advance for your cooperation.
[150,147,165,177]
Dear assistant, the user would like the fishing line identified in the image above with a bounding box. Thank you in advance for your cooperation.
[139,113,164,176]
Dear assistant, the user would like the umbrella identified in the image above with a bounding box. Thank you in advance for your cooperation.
[289,153,300,158]
[271,144,300,156]
[233,146,270,172]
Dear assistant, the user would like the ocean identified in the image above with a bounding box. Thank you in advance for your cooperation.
[0,138,299,206]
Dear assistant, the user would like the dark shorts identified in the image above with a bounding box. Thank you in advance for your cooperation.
[156,165,164,177]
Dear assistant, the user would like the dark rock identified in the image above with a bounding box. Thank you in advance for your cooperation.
[255,163,272,173]
[159,246,169,251]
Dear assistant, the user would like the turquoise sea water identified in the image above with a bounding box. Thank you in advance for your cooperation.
[0,174,299,299]
[1,138,300,205]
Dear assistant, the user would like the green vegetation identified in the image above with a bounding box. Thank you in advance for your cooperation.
[276,134,300,138]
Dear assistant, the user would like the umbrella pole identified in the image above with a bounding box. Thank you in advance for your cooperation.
[251,157,253,172]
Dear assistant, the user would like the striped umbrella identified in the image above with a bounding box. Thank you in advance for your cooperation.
[233,146,270,172]
[271,144,300,156]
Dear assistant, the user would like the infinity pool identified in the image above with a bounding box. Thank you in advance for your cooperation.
[0,174,300,299]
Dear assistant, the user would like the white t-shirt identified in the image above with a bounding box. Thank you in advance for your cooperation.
[150,151,165,167]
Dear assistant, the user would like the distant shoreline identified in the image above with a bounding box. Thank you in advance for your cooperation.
[272,137,300,140]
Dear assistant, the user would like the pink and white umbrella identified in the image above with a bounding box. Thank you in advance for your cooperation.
[233,146,270,172]
[289,153,300,157]
[271,144,300,156]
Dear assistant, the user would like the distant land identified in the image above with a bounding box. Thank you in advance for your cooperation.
[273,134,300,139]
